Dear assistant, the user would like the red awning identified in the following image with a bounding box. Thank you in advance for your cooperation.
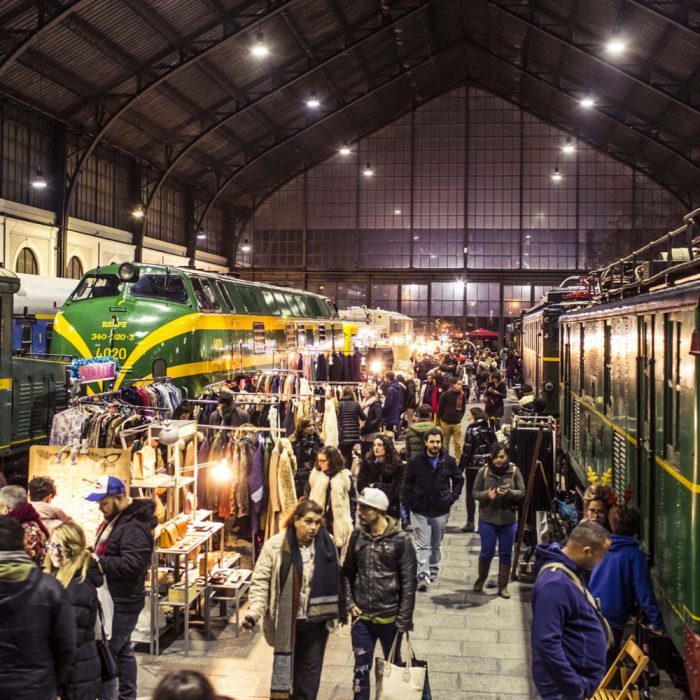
[467,328,499,339]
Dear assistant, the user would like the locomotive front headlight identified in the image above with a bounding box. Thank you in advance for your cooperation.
[118,262,139,282]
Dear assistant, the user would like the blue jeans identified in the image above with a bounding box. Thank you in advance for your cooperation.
[351,618,401,699]
[98,608,141,700]
[411,511,449,579]
[478,521,518,565]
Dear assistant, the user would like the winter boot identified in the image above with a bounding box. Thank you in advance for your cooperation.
[473,558,491,592]
[498,563,511,599]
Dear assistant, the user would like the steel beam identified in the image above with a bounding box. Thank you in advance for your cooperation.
[0,0,96,78]
[197,41,464,223]
[137,3,428,233]
[489,0,700,124]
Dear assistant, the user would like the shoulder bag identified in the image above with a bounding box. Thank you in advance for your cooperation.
[375,632,431,700]
[95,599,121,681]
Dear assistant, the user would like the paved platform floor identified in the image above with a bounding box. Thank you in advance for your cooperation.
[136,494,537,700]
[134,396,686,699]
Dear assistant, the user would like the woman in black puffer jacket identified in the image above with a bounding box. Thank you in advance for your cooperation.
[337,386,366,469]
[357,434,404,521]
[44,521,102,700]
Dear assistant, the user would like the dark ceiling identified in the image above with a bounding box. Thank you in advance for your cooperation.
[0,0,699,223]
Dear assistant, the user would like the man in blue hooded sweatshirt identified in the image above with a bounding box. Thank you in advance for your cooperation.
[531,521,612,699]
[589,505,664,654]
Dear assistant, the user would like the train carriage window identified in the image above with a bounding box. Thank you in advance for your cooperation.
[191,278,221,312]
[222,282,246,313]
[285,323,296,348]
[21,324,32,353]
[253,322,266,354]
[214,281,235,312]
[297,296,313,317]
[130,274,189,304]
[71,275,123,301]
[285,293,301,317]
[273,292,291,316]
[237,285,267,315]
[261,290,277,314]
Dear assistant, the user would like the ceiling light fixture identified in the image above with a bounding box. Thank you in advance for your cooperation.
[31,165,47,189]
[551,166,562,182]
[394,209,401,215]
[579,95,595,109]
[306,90,320,108]
[196,228,206,240]
[606,36,626,56]
[338,142,351,155]
[241,238,251,253]
[362,163,374,177]
[131,204,145,218]
[251,32,269,58]
[561,137,576,155]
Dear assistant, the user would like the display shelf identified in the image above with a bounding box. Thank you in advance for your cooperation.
[210,568,252,637]
[132,475,195,489]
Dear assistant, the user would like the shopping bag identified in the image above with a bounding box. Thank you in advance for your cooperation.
[94,579,114,639]
[375,632,426,700]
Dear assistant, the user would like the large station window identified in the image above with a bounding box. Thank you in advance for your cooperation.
[65,256,84,280]
[15,247,38,275]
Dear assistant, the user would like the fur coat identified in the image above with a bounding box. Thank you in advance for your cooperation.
[307,467,354,548]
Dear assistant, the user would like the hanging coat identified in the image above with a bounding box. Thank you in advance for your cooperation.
[322,398,339,448]
[263,439,297,540]
[316,353,328,381]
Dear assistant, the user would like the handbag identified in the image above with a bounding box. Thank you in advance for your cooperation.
[159,520,180,548]
[95,599,120,682]
[375,633,429,700]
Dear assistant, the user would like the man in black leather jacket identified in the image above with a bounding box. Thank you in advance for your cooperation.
[0,516,76,700]
[87,476,156,700]
[403,428,464,590]
[343,487,417,700]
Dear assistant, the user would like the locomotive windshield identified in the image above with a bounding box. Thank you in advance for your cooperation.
[71,275,123,301]
[130,274,189,304]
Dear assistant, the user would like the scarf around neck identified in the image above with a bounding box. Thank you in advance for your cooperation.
[270,527,342,699]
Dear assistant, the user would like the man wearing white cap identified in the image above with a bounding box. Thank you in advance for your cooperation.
[342,487,417,700]
[86,476,156,700]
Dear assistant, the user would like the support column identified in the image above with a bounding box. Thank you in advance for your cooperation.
[184,185,196,267]
[130,162,144,263]
[52,121,68,277]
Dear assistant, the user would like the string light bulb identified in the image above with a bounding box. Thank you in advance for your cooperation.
[551,166,562,182]
[561,137,575,155]
[338,143,351,155]
[196,228,206,240]
[251,32,269,58]
[241,238,251,253]
[131,204,145,218]
[362,163,374,177]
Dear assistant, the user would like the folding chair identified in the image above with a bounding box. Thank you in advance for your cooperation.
[591,635,649,700]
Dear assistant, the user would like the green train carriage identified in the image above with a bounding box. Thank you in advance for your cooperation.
[559,279,700,690]
[0,268,68,477]
[51,263,351,397]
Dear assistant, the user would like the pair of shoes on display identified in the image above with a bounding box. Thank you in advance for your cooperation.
[461,521,475,533]
[417,574,429,592]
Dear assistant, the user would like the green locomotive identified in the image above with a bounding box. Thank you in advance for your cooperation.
[559,208,700,693]
[0,268,68,478]
[51,263,352,397]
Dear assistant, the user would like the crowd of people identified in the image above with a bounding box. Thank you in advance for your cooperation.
[0,341,666,700]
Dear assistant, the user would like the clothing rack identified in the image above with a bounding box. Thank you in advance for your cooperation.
[197,424,284,434]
